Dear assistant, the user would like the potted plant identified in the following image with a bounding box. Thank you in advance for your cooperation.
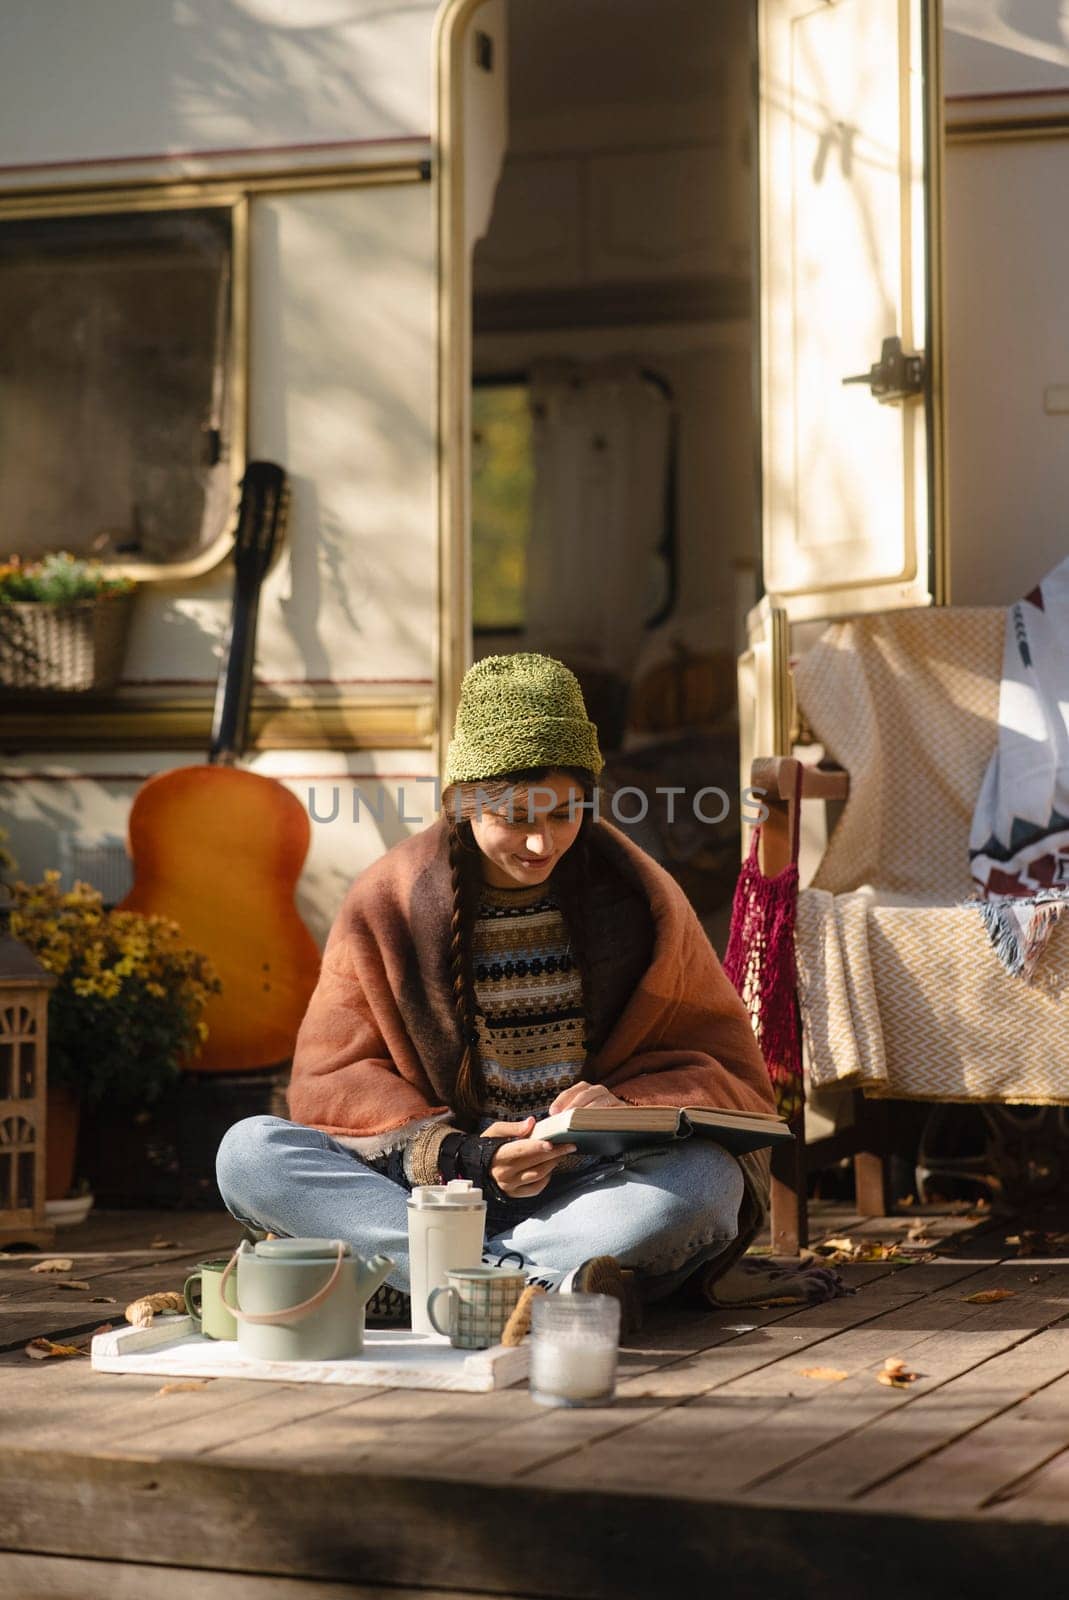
[8,872,220,1200]
[0,553,136,693]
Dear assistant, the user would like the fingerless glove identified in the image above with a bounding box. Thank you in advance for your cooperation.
[436,1131,513,1202]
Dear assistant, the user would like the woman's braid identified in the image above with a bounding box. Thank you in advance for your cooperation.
[447,818,485,1116]
[556,817,594,1057]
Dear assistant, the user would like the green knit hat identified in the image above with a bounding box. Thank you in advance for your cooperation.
[444,653,604,785]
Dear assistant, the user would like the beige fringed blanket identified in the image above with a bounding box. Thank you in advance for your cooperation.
[796,887,1069,1102]
[792,609,1069,1105]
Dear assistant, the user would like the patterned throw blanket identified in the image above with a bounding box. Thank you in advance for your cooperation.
[967,554,1069,976]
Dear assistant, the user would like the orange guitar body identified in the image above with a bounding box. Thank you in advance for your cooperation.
[121,765,321,1072]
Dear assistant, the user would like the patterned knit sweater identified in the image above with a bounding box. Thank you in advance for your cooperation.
[404,874,585,1184]
[472,878,585,1121]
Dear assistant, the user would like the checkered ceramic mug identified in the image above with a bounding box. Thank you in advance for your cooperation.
[426,1264,526,1349]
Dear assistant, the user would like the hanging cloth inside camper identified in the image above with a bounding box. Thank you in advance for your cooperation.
[967,552,1069,976]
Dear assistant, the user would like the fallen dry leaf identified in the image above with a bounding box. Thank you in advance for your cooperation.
[54,1279,91,1292]
[156,1380,212,1396]
[861,1242,904,1262]
[28,1258,73,1274]
[817,1236,905,1266]
[799,1366,849,1382]
[150,1238,182,1250]
[91,1295,116,1304]
[877,1356,919,1388]
[964,1289,1016,1305]
[25,1337,86,1360]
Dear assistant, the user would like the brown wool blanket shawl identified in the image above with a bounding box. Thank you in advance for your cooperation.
[288,815,775,1142]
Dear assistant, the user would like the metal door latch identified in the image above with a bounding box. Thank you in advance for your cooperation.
[842,336,925,403]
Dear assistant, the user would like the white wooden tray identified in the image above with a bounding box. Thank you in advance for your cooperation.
[91,1315,529,1393]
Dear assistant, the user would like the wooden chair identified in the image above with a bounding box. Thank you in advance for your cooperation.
[752,755,891,1255]
[747,607,1069,1256]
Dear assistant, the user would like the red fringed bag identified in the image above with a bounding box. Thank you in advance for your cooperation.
[722,770,803,1119]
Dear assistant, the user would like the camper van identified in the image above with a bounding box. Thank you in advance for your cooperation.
[1,1,1066,1074]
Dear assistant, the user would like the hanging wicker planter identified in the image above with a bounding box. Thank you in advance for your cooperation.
[0,589,135,694]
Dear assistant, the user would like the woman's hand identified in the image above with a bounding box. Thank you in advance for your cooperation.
[547,1080,627,1115]
[483,1116,579,1199]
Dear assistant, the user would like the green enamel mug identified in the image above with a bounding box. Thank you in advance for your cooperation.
[184,1256,240,1340]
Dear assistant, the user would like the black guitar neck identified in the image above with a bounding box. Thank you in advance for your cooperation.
[209,461,288,767]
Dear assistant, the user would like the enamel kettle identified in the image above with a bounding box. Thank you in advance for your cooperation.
[220,1237,394,1361]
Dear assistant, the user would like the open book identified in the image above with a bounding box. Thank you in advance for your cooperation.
[532,1104,792,1157]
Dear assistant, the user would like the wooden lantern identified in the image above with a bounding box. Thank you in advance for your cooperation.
[0,935,56,1248]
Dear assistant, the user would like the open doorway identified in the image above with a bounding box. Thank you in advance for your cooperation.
[467,0,758,948]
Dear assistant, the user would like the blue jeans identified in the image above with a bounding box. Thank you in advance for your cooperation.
[215,1115,744,1304]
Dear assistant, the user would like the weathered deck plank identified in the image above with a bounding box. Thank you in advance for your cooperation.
[194,1260,918,1471]
[987,1443,1069,1519]
[523,1262,1069,1498]
[5,1203,1069,1600]
[0,1209,239,1351]
[4,1447,1069,1600]
[760,1314,1069,1506]
[0,1554,540,1600]
[867,1359,1069,1514]
[351,1259,991,1485]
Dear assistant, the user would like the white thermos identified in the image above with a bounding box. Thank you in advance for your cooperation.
[407,1179,487,1335]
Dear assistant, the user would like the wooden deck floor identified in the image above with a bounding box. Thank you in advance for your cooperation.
[5,1202,1069,1599]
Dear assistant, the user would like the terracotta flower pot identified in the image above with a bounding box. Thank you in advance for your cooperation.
[46,1084,81,1201]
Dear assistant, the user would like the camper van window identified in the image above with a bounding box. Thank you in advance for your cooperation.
[0,205,235,569]
[471,373,677,640]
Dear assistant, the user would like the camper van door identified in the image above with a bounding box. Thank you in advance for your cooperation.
[758,0,946,624]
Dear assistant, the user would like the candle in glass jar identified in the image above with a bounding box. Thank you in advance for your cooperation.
[529,1292,620,1408]
[530,1338,618,1402]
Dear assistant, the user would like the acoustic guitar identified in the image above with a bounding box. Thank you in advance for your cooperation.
[121,462,320,1072]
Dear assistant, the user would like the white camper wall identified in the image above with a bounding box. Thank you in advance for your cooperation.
[943,140,1069,604]
[0,0,436,173]
[1,180,438,938]
[943,9,1069,603]
[0,2,443,942]
[943,3,1069,98]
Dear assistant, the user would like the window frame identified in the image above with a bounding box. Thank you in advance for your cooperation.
[0,185,249,585]
[0,160,433,753]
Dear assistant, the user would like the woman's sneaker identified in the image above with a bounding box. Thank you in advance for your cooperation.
[527,1254,642,1338]
[572,1254,643,1337]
